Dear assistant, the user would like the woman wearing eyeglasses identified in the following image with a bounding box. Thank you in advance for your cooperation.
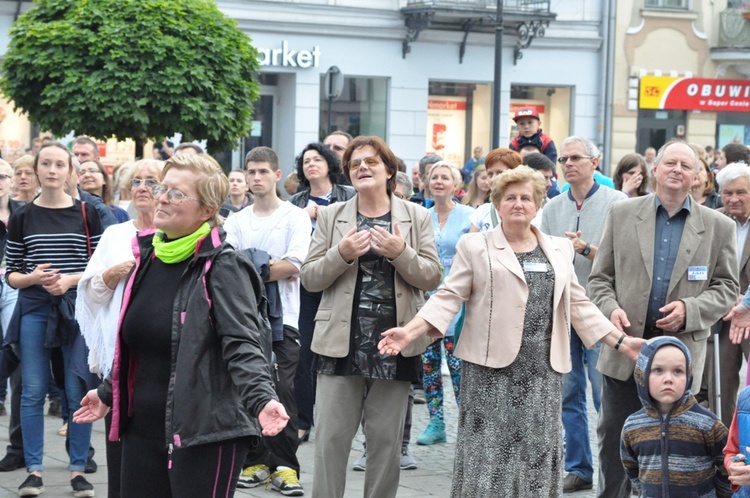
[78,159,130,223]
[288,142,354,442]
[75,158,164,498]
[5,143,104,497]
[300,135,441,498]
[73,153,288,498]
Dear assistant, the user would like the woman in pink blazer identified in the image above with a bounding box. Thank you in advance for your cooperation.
[380,166,645,497]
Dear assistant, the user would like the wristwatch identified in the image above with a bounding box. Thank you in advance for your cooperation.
[580,243,591,257]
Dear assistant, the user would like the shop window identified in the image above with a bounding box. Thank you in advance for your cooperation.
[716,112,750,148]
[427,82,492,167]
[319,76,387,140]
[644,0,689,10]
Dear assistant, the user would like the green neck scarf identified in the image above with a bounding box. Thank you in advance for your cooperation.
[152,222,211,264]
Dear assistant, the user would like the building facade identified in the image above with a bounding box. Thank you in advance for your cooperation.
[610,0,748,167]
[220,0,609,175]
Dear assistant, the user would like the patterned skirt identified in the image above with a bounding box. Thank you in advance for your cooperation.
[451,350,563,497]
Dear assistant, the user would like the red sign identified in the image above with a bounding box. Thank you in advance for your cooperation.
[644,77,750,112]
[428,99,467,111]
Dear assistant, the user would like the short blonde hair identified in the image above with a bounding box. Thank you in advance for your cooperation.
[162,154,229,226]
[427,161,461,185]
[126,159,165,185]
[490,165,546,208]
[13,155,34,171]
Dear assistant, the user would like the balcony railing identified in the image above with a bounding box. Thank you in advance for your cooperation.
[404,0,551,15]
[717,8,750,48]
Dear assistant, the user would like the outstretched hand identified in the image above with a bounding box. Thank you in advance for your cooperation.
[725,303,750,344]
[378,327,413,356]
[258,400,289,436]
[621,336,646,362]
[72,389,109,424]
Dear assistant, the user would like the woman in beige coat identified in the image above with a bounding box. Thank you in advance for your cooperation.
[300,135,441,498]
[379,166,645,497]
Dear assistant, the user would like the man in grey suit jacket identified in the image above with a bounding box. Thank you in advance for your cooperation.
[588,140,739,498]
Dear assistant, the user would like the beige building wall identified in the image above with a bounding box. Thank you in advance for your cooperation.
[609,0,724,172]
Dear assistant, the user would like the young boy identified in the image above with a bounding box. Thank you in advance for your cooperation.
[621,336,731,497]
[509,107,557,165]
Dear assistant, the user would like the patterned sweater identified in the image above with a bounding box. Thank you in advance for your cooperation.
[621,336,731,498]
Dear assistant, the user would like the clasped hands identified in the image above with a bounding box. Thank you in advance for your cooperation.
[338,222,406,262]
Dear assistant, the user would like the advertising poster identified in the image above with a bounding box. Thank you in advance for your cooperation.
[426,97,466,167]
[718,125,747,149]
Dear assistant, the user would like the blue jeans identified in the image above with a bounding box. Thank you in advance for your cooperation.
[0,281,18,402]
[561,329,602,482]
[19,306,91,472]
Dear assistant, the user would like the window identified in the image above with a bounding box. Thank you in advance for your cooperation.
[319,76,388,140]
[644,0,689,9]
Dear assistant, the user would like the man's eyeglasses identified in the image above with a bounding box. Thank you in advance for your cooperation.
[348,156,381,170]
[557,155,593,164]
[0,174,11,181]
[131,178,159,190]
[78,168,103,176]
[328,144,346,153]
[151,184,200,205]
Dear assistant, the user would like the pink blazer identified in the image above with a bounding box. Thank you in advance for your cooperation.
[417,224,616,372]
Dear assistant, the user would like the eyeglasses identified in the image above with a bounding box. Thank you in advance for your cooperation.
[348,156,381,170]
[151,184,200,205]
[0,174,11,181]
[557,155,593,164]
[78,168,102,176]
[131,178,159,190]
[328,144,346,153]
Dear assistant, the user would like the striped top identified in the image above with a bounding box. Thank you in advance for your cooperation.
[6,201,103,280]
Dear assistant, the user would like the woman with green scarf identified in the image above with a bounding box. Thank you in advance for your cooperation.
[73,153,288,498]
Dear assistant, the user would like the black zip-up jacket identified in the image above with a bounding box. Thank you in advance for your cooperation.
[288,183,355,209]
[98,226,277,448]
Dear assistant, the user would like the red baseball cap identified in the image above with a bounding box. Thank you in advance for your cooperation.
[513,107,540,122]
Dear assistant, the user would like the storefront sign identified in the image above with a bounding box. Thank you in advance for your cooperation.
[640,76,750,112]
[257,41,321,68]
[426,97,466,166]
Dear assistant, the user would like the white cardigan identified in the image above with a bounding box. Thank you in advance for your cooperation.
[75,221,142,378]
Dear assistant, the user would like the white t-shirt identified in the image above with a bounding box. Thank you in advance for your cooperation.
[223,201,312,327]
[469,203,543,232]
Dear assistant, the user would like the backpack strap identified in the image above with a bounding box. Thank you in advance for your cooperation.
[80,201,92,257]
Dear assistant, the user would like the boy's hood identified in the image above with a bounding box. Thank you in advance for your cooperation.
[633,336,693,414]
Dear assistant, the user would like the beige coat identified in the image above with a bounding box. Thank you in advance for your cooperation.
[416,224,616,372]
[300,195,442,358]
[588,195,739,381]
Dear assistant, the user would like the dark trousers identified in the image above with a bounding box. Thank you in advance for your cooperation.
[6,366,22,457]
[596,374,642,498]
[295,285,319,431]
[246,325,301,473]
[121,431,252,498]
[104,412,122,498]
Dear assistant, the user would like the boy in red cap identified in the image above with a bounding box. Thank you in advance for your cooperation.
[509,106,558,165]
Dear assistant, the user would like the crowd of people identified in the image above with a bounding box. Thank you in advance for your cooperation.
[0,119,749,498]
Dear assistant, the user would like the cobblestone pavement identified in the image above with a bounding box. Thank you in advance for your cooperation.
[0,374,608,497]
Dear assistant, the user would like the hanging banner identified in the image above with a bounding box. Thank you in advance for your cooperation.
[640,76,750,112]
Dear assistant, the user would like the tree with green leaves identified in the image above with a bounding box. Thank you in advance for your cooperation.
[1,0,259,153]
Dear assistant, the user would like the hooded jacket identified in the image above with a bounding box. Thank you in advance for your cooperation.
[97,226,277,449]
[621,336,731,498]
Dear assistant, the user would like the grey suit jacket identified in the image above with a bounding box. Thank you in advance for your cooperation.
[300,195,442,358]
[588,195,739,380]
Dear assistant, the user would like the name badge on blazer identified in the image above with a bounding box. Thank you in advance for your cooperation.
[687,266,708,281]
[523,262,548,273]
